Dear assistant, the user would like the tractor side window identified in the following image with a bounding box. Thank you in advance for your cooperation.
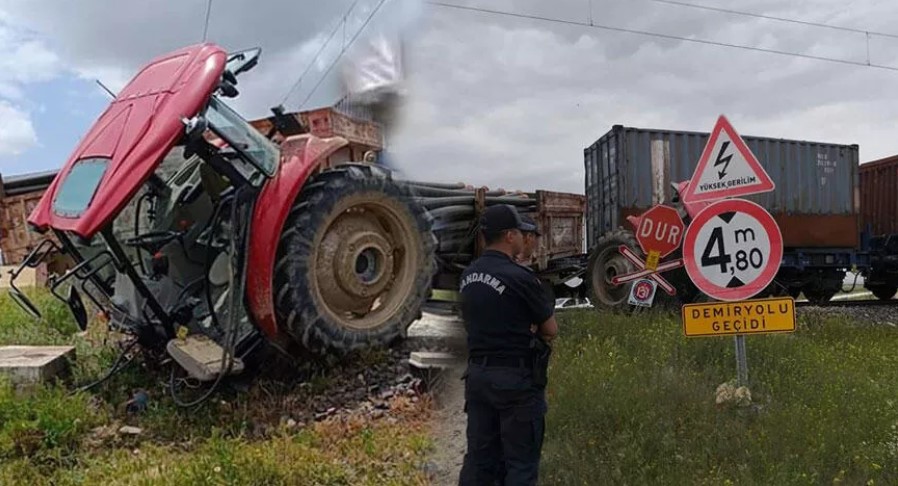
[53,158,109,217]
[205,97,278,177]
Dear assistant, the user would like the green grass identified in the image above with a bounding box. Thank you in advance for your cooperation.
[0,289,432,485]
[542,309,898,485]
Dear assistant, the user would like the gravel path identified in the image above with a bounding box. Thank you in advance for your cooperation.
[426,360,467,485]
[408,313,468,486]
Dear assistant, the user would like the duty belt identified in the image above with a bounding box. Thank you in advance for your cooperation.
[468,355,534,368]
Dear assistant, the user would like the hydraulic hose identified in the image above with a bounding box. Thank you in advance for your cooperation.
[169,190,243,408]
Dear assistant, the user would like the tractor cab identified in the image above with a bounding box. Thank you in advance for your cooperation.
[10,44,276,386]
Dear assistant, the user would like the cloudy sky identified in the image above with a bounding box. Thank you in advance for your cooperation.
[2,0,898,195]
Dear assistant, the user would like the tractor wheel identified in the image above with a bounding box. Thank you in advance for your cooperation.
[273,164,437,355]
[586,229,639,309]
[869,285,897,301]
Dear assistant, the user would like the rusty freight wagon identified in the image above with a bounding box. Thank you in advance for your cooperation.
[585,124,865,306]
[416,184,587,309]
[859,155,898,300]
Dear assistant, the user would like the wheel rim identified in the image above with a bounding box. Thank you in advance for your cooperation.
[591,246,635,306]
[311,192,421,331]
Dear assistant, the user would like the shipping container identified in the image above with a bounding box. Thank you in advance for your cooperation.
[860,154,898,237]
[584,125,860,251]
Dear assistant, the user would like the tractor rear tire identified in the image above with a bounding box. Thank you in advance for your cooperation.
[586,228,639,309]
[273,164,437,355]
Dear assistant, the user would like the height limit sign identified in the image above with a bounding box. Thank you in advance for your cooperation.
[683,199,783,302]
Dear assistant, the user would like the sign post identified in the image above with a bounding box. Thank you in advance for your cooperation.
[682,199,785,387]
[734,335,748,386]
[679,115,792,389]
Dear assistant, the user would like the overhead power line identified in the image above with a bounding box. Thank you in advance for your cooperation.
[298,0,389,110]
[279,0,362,106]
[645,0,898,40]
[202,0,213,42]
[427,1,898,72]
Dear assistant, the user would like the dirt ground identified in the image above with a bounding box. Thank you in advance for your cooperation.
[427,360,467,486]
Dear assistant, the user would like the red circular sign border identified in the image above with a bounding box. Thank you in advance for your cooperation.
[682,198,783,302]
[636,205,686,258]
[632,279,655,302]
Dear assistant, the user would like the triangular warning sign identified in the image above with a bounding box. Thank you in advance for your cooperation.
[681,115,775,204]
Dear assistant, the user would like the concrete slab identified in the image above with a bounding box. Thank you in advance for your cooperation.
[0,345,75,384]
[0,266,38,288]
[167,335,245,382]
[407,312,466,341]
[409,351,458,370]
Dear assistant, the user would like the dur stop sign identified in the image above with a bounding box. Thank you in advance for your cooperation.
[634,205,685,266]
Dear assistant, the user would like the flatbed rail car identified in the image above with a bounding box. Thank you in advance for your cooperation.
[584,124,882,307]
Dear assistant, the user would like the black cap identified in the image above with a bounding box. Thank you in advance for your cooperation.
[521,215,541,236]
[480,204,537,234]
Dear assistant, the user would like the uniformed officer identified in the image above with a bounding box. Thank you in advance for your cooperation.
[458,204,558,486]
[515,215,541,265]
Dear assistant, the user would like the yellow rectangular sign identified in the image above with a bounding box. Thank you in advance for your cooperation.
[681,297,796,337]
[645,250,661,271]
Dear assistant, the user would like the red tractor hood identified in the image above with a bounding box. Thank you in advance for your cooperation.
[28,43,227,238]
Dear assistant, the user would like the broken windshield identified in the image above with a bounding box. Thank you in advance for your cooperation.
[205,97,278,177]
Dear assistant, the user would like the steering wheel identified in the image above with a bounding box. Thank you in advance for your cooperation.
[124,231,184,251]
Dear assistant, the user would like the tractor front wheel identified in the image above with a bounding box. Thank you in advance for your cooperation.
[273,164,437,355]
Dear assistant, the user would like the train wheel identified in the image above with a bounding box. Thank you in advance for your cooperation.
[869,285,897,301]
[803,287,836,305]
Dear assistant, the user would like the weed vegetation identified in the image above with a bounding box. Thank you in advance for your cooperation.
[542,309,898,485]
[0,289,430,485]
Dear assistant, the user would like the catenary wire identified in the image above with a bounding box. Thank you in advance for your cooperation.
[279,0,363,106]
[298,0,389,109]
[644,0,898,40]
[427,2,898,72]
[202,0,213,42]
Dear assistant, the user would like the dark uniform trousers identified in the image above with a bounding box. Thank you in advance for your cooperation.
[458,361,547,486]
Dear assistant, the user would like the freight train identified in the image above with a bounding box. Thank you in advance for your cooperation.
[584,125,898,308]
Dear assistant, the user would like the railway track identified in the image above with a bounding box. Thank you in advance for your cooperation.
[795,299,897,308]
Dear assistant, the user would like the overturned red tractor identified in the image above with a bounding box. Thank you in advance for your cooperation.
[9,44,437,402]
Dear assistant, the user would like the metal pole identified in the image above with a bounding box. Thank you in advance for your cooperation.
[734,335,748,386]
